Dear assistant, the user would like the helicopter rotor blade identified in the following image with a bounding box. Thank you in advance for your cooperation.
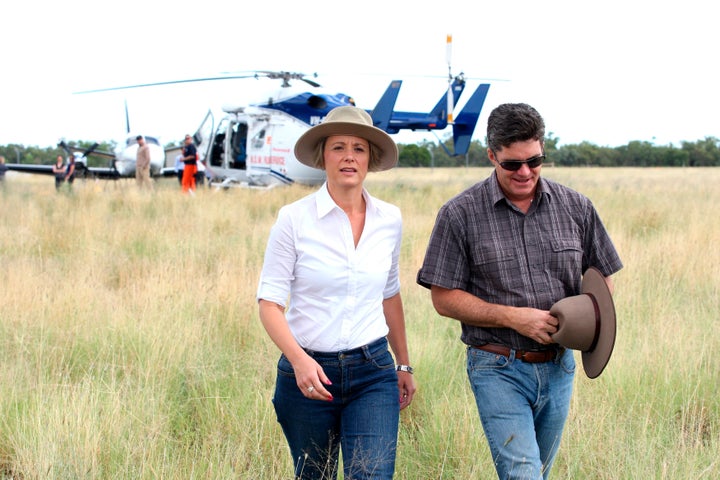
[83,142,100,158]
[74,74,261,94]
[255,71,321,88]
[74,71,321,94]
[57,140,72,157]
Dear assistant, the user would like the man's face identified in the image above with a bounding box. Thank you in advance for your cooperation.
[487,139,544,206]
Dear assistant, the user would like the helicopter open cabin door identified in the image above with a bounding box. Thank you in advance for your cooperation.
[221,118,248,171]
[244,109,326,187]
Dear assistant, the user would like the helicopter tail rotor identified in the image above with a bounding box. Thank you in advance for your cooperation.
[446,34,454,124]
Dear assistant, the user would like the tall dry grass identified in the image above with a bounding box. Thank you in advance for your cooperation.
[0,168,717,479]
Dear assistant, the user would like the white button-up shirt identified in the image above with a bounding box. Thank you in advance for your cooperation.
[257,183,402,352]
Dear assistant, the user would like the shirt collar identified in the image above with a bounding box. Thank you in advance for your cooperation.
[489,171,553,207]
[315,182,374,218]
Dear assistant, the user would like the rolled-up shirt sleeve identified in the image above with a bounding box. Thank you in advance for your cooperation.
[257,206,294,307]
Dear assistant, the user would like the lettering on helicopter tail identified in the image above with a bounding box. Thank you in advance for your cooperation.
[310,115,324,126]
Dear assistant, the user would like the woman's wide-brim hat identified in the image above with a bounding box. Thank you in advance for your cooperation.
[294,106,398,172]
[550,267,617,379]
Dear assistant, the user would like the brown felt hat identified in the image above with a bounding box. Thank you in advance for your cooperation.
[550,267,617,379]
[293,106,398,172]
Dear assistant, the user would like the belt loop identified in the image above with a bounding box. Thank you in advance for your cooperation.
[361,343,372,360]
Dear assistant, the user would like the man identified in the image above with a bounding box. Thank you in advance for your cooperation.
[181,134,197,194]
[135,135,153,191]
[417,103,622,479]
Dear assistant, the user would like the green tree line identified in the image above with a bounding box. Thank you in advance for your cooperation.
[1,141,117,168]
[398,135,720,167]
[4,135,720,168]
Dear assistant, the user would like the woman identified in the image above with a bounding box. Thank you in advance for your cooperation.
[52,155,65,191]
[257,106,416,479]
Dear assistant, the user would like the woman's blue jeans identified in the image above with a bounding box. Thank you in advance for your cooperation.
[466,346,575,480]
[273,337,400,480]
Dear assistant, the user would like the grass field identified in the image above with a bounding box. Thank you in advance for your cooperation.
[0,168,718,479]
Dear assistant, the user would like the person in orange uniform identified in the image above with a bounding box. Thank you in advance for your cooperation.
[181,134,197,193]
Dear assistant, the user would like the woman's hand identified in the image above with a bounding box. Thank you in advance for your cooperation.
[292,352,333,402]
[397,371,416,410]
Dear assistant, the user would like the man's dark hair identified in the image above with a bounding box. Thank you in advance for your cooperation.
[486,103,545,152]
[136,135,143,141]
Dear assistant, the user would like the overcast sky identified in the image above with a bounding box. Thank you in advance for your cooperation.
[1,0,717,151]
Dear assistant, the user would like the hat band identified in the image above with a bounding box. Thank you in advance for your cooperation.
[585,293,602,352]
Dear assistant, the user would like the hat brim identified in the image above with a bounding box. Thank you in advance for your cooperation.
[293,121,398,172]
[579,267,616,379]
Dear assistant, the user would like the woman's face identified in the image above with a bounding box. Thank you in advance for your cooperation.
[323,135,370,189]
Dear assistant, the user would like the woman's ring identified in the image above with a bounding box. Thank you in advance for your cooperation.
[307,386,315,393]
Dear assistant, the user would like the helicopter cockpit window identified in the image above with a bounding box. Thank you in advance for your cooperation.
[307,95,328,110]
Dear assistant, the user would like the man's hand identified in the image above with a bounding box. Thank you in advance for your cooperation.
[511,307,559,345]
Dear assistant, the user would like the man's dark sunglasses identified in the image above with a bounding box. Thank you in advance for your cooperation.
[499,154,545,171]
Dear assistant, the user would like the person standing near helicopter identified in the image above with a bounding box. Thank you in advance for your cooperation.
[181,134,197,193]
[52,155,65,191]
[135,135,154,191]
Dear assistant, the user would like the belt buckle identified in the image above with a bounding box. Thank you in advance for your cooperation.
[518,348,554,363]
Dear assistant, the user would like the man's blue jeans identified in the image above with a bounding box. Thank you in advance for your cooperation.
[466,346,575,480]
[273,337,400,480]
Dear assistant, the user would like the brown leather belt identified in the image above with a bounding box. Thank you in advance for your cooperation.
[474,343,558,363]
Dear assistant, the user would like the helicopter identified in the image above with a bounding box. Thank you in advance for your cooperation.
[181,70,490,188]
